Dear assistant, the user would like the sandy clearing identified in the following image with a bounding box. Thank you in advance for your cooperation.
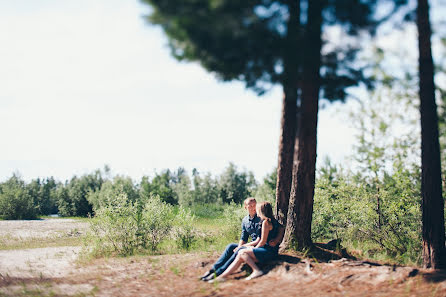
[0,219,88,240]
[1,219,446,296]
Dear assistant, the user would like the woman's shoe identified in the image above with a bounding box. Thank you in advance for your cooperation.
[245,270,264,280]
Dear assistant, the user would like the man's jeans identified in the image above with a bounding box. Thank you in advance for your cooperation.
[213,243,246,276]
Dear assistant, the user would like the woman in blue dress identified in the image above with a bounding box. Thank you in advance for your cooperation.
[209,201,281,282]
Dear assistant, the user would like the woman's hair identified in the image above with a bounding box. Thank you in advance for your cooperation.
[257,201,274,222]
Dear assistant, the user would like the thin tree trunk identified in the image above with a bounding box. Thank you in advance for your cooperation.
[282,0,323,250]
[417,0,446,269]
[275,0,301,226]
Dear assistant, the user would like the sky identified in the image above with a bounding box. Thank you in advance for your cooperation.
[0,0,426,183]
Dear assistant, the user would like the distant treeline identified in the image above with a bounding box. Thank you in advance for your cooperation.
[0,163,276,220]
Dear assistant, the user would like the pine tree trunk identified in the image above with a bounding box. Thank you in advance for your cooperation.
[275,0,301,226]
[275,91,298,226]
[417,0,446,269]
[282,0,323,250]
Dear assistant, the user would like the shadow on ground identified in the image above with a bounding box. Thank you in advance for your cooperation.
[423,270,446,283]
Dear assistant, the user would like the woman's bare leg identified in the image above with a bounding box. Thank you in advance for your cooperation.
[239,250,261,273]
[217,254,244,279]
[239,249,264,280]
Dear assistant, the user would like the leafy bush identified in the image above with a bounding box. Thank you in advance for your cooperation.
[143,196,176,251]
[171,207,197,250]
[88,193,140,256]
[88,193,175,256]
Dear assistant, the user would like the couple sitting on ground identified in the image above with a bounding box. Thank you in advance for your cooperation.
[200,197,285,282]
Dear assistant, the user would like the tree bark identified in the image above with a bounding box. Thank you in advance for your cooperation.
[275,0,301,226]
[282,0,323,250]
[417,0,446,269]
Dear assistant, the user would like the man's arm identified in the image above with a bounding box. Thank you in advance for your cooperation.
[236,218,248,251]
[238,239,246,247]
[268,225,285,247]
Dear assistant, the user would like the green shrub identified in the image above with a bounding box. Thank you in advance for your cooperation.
[88,193,174,256]
[143,196,175,251]
[171,207,197,250]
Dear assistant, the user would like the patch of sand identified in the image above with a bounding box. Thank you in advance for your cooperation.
[0,219,88,240]
[0,246,82,278]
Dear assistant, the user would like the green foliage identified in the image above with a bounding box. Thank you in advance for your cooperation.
[172,173,194,207]
[171,207,197,250]
[313,64,423,264]
[313,169,421,263]
[143,196,176,252]
[190,169,219,205]
[55,186,72,218]
[57,170,103,217]
[218,163,257,204]
[88,193,175,256]
[221,202,246,241]
[87,176,139,212]
[187,203,225,219]
[139,164,257,207]
[254,167,276,204]
[142,0,406,98]
[140,169,178,205]
[26,177,58,216]
[0,175,37,220]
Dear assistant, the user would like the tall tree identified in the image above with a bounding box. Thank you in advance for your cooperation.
[275,0,301,227]
[280,0,411,249]
[416,0,445,269]
[282,0,323,249]
[142,0,407,249]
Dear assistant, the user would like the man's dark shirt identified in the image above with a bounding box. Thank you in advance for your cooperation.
[240,214,262,242]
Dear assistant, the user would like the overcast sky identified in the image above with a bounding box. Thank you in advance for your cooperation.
[1,0,428,183]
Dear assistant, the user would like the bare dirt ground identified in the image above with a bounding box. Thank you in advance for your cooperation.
[1,219,446,296]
